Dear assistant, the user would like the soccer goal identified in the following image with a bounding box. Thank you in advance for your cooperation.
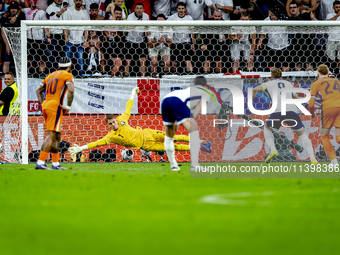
[1,20,339,164]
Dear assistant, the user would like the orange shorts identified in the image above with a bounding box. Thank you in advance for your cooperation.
[321,107,340,129]
[43,107,63,132]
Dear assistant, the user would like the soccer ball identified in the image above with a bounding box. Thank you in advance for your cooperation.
[0,143,3,153]
[121,149,133,161]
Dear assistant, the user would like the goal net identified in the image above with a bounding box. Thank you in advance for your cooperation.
[0,20,338,164]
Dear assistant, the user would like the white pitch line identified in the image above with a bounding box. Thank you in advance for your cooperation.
[199,191,274,206]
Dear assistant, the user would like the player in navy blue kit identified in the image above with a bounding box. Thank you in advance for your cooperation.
[252,68,318,164]
[161,76,212,171]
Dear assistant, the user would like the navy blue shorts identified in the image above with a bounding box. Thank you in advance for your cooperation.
[266,111,304,131]
[161,97,191,125]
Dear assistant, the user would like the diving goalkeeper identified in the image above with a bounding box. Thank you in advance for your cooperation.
[69,87,210,156]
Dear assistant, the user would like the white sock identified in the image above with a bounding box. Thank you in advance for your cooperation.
[37,160,45,165]
[331,159,338,166]
[52,162,60,167]
[164,136,177,168]
[264,127,276,151]
[299,133,316,161]
[190,130,200,166]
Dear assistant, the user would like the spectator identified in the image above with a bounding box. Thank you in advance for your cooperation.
[106,0,128,20]
[319,0,334,20]
[207,0,217,17]
[37,0,49,11]
[125,3,149,76]
[230,12,256,72]
[286,0,319,17]
[179,0,214,20]
[85,30,105,75]
[147,14,172,77]
[23,0,50,76]
[46,0,68,72]
[63,0,90,77]
[1,1,25,73]
[197,10,226,73]
[230,0,254,20]
[152,0,176,19]
[288,1,317,20]
[102,6,126,76]
[326,1,340,71]
[215,0,233,21]
[90,2,105,20]
[83,0,102,12]
[0,2,4,67]
[131,0,150,19]
[4,0,30,8]
[257,9,291,71]
[0,2,5,19]
[168,2,194,74]
[169,0,178,15]
[0,72,18,116]
[287,1,317,71]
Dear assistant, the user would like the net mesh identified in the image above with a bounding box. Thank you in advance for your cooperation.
[0,27,22,163]
[0,23,338,164]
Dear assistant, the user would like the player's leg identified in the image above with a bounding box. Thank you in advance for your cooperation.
[286,111,318,164]
[264,114,279,163]
[51,132,66,170]
[164,124,179,170]
[161,98,180,170]
[263,125,278,163]
[320,127,337,167]
[36,130,55,170]
[182,118,201,169]
[295,129,318,164]
[320,108,338,167]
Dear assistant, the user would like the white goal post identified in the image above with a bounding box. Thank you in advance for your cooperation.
[1,20,340,164]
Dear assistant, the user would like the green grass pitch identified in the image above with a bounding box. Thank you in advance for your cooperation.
[1,162,340,255]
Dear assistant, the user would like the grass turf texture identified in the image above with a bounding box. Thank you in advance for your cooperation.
[1,162,340,255]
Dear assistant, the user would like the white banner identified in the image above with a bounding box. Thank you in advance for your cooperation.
[26,77,243,114]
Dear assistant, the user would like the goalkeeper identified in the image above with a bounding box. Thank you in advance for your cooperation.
[69,87,195,156]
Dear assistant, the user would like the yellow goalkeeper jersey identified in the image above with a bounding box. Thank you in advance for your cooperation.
[103,99,143,149]
[87,99,144,149]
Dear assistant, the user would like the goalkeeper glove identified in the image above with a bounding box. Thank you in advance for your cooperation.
[69,144,88,156]
[129,87,140,100]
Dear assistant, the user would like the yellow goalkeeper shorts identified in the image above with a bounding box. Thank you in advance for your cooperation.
[141,129,166,151]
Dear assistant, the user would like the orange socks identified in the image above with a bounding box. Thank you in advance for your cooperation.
[51,153,59,163]
[321,135,336,160]
[38,151,49,162]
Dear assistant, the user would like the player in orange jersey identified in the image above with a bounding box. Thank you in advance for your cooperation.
[35,57,75,170]
[308,64,340,168]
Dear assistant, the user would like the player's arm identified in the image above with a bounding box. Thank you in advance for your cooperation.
[307,82,318,118]
[252,84,265,100]
[36,82,46,105]
[192,100,202,119]
[62,81,74,113]
[69,138,109,156]
[120,87,140,121]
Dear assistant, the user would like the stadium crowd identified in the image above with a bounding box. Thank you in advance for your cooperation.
[0,0,340,77]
